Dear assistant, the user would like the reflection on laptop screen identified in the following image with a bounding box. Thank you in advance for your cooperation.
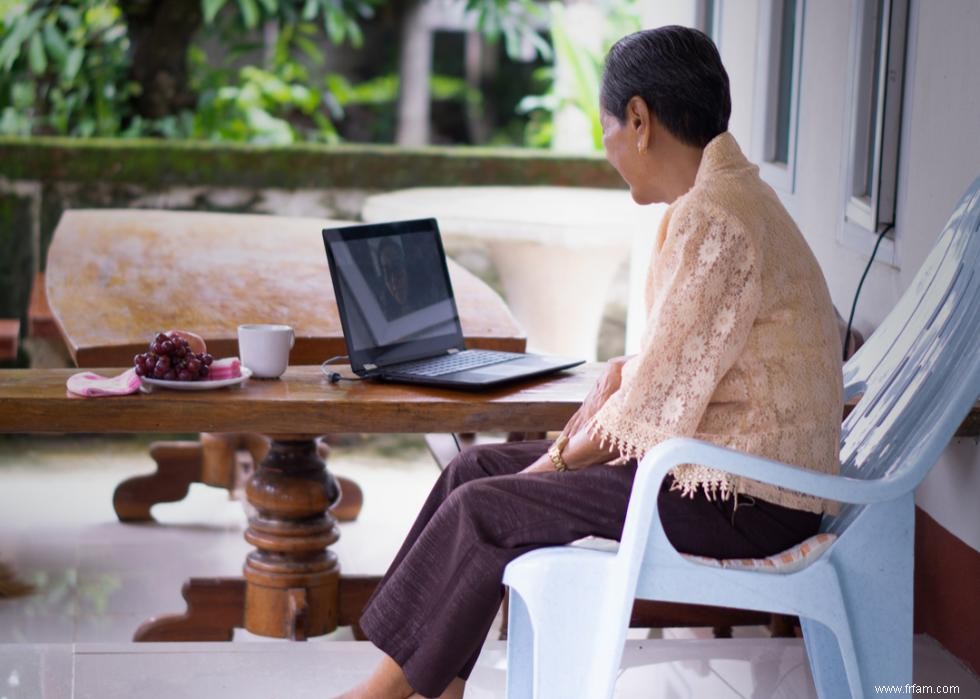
[328,224,461,366]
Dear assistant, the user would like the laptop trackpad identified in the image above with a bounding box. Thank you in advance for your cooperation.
[470,362,528,376]
[462,356,551,379]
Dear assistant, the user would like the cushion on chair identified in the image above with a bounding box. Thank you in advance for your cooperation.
[682,532,838,574]
[570,532,837,574]
[569,536,623,553]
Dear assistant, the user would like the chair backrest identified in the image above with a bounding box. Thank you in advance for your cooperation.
[829,176,980,534]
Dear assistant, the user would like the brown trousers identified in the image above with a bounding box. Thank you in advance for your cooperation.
[358,439,820,698]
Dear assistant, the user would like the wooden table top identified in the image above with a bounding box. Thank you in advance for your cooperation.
[0,365,601,435]
[2,365,976,437]
[46,209,526,367]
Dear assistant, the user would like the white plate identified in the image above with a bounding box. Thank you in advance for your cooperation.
[140,367,252,391]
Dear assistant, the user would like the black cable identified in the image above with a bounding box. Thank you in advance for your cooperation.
[451,433,461,452]
[843,224,893,361]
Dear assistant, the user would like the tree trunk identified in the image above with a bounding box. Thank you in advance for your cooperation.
[396,1,432,147]
[464,30,497,145]
[121,0,202,120]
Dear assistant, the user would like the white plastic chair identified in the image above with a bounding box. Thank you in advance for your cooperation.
[503,175,980,699]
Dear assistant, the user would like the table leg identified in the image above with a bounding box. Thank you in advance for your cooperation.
[134,435,377,642]
[113,441,204,522]
[114,433,364,523]
[242,436,341,639]
[134,578,245,641]
[317,438,364,523]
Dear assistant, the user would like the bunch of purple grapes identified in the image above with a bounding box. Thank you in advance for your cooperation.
[134,332,214,381]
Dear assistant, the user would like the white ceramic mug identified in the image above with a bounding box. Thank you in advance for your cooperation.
[238,324,294,379]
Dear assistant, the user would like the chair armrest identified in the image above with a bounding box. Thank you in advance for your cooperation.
[636,438,905,506]
[612,438,907,577]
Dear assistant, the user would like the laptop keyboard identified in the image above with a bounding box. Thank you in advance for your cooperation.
[386,350,518,377]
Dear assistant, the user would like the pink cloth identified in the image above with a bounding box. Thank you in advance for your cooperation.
[65,357,242,396]
[66,368,141,397]
[208,357,241,380]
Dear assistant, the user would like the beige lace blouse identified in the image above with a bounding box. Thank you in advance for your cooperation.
[589,132,843,515]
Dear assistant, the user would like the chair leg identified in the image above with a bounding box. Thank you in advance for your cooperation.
[505,590,534,699]
[840,591,912,699]
[506,587,623,699]
[804,591,912,699]
[801,618,852,699]
[804,497,914,699]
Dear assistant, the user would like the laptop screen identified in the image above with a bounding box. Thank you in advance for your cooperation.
[323,219,465,371]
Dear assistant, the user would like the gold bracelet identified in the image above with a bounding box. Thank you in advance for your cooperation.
[548,434,570,472]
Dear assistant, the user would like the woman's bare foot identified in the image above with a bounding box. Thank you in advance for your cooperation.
[408,677,465,699]
[332,653,415,699]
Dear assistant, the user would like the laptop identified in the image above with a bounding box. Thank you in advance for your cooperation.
[322,218,584,388]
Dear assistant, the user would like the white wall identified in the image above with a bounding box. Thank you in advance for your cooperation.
[641,0,699,28]
[716,1,760,151]
[787,0,980,551]
[639,0,980,549]
[887,0,980,550]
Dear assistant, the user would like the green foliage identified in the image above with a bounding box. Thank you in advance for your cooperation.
[0,0,381,140]
[323,71,479,144]
[202,0,379,48]
[0,0,556,144]
[326,72,397,106]
[0,0,140,137]
[184,21,340,144]
[517,0,640,150]
[464,0,550,61]
[175,2,481,145]
[327,72,479,109]
[551,2,602,148]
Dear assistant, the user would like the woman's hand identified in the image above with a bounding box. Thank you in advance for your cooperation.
[520,453,557,474]
[561,356,630,438]
[519,358,631,476]
[520,428,621,474]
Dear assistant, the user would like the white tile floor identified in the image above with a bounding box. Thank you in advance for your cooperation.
[1,436,977,698]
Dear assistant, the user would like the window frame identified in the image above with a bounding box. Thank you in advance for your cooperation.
[839,0,909,262]
[697,0,723,46]
[752,0,805,194]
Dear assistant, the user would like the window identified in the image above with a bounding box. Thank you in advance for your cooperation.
[697,0,721,46]
[844,0,908,238]
[753,0,804,193]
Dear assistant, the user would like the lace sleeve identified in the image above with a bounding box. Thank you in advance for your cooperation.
[588,205,763,461]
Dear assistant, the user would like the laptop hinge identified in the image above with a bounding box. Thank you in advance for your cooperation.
[364,363,378,371]
[447,348,460,355]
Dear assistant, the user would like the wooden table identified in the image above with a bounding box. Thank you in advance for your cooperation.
[0,364,596,641]
[3,368,976,642]
[44,209,528,523]
[361,187,657,360]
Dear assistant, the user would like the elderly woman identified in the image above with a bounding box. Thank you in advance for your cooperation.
[336,25,842,699]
